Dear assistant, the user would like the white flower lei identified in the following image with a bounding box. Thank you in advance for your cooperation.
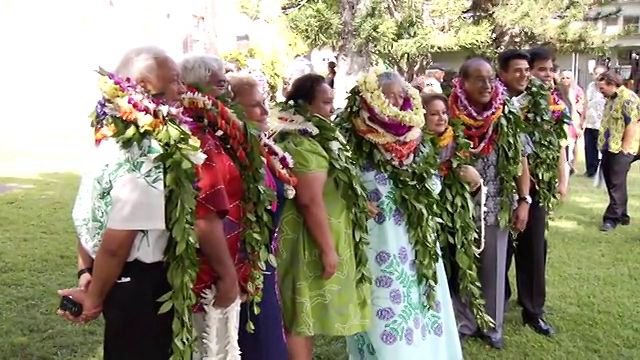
[357,66,425,128]
[270,105,319,136]
[197,288,241,360]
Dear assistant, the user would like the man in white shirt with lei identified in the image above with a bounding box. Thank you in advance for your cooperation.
[58,47,188,359]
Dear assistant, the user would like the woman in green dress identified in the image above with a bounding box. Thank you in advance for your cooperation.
[272,74,371,360]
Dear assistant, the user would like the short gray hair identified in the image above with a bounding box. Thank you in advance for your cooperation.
[377,71,404,88]
[180,55,225,86]
[114,46,168,81]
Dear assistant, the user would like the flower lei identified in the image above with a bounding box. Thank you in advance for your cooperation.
[272,102,372,289]
[358,66,425,127]
[435,126,455,151]
[181,89,276,330]
[450,79,525,229]
[337,85,442,307]
[199,288,241,359]
[91,69,202,359]
[549,88,569,123]
[260,134,297,199]
[521,78,567,214]
[432,125,493,330]
[449,78,505,156]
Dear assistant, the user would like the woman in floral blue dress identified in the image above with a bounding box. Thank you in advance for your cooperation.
[339,69,462,359]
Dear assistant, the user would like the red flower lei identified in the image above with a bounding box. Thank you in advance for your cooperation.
[182,87,297,188]
[449,90,504,156]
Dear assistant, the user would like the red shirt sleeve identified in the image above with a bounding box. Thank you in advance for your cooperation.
[195,131,230,219]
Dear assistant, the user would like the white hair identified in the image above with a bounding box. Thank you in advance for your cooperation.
[114,46,168,81]
[377,71,404,88]
[180,55,225,86]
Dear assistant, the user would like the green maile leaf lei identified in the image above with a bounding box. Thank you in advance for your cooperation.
[520,79,566,216]
[337,88,442,308]
[434,123,493,330]
[494,100,526,229]
[273,101,372,291]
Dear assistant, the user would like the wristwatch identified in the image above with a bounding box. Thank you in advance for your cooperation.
[517,195,533,205]
[77,267,92,279]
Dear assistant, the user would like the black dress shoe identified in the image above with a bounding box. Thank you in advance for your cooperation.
[600,222,616,232]
[524,318,555,337]
[483,336,504,350]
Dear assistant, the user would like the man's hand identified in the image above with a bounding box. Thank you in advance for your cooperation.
[511,203,530,232]
[321,248,339,279]
[78,273,92,292]
[214,276,240,308]
[458,165,482,191]
[56,288,103,324]
[557,181,568,200]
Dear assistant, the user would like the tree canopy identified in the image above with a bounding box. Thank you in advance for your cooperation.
[283,0,615,79]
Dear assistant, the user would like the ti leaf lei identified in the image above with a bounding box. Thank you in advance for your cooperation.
[520,79,566,215]
[433,123,493,330]
[337,87,442,307]
[273,102,372,289]
[181,88,275,332]
[91,69,201,359]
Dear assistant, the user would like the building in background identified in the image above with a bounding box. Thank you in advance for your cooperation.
[589,0,640,91]
[432,1,640,90]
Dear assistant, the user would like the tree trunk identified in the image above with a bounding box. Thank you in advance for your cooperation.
[334,0,367,110]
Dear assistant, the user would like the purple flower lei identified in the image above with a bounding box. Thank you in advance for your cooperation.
[452,77,505,121]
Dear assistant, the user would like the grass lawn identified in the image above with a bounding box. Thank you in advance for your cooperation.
[1,165,639,359]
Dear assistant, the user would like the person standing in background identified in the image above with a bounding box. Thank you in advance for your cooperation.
[597,71,640,232]
[582,65,608,178]
[326,61,337,89]
[558,70,585,174]
[425,64,445,94]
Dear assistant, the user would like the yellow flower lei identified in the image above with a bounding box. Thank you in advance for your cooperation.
[357,66,425,127]
[457,106,504,128]
[435,126,455,149]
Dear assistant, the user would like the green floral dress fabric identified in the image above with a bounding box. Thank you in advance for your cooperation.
[277,134,370,336]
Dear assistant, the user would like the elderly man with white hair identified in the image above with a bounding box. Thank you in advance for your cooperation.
[180,54,289,360]
[58,47,235,360]
[180,54,229,97]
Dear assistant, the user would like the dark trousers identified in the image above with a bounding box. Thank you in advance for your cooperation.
[505,187,548,320]
[103,260,173,360]
[584,128,600,177]
[601,151,634,225]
